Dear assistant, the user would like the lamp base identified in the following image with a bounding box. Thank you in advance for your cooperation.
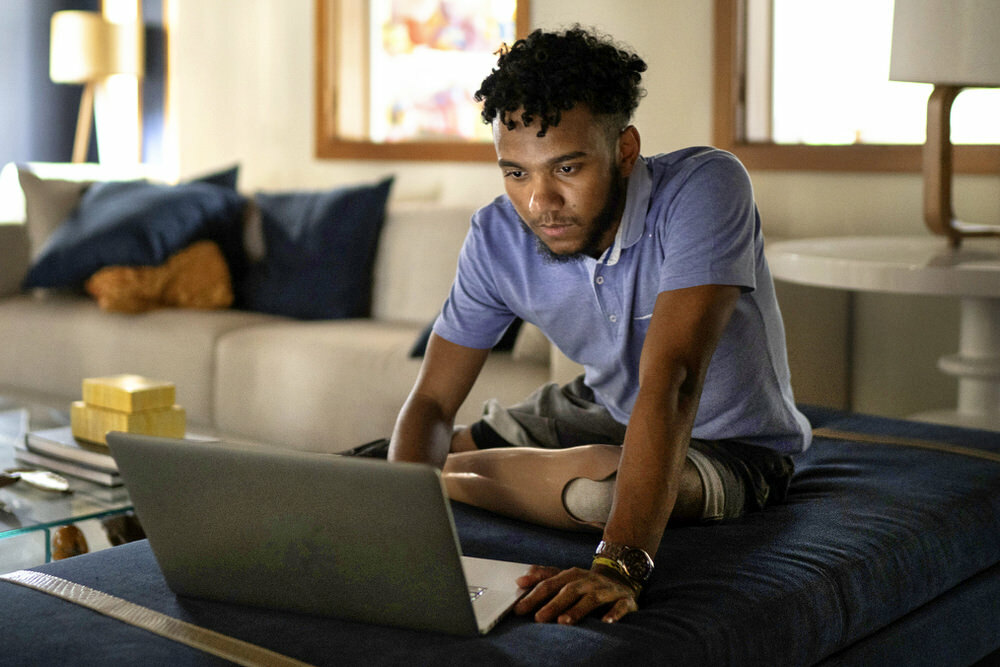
[72,82,96,164]
[924,84,1000,248]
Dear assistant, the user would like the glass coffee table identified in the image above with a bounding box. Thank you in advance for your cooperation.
[0,395,133,570]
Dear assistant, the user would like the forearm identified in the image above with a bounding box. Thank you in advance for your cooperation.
[388,334,490,468]
[516,379,699,626]
[600,284,739,556]
[602,374,699,555]
[388,392,455,468]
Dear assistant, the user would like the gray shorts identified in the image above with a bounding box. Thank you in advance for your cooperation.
[468,376,794,522]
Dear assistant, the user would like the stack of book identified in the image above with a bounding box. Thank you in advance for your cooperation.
[16,375,187,489]
[16,426,124,488]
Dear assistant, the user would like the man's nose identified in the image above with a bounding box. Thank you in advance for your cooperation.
[528,178,562,216]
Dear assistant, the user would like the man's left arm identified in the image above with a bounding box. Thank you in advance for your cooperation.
[514,283,741,624]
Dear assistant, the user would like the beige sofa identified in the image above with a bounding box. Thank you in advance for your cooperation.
[0,165,566,453]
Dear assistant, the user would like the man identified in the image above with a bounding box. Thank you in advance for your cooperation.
[388,27,811,626]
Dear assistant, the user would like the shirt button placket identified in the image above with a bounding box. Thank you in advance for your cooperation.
[594,272,619,331]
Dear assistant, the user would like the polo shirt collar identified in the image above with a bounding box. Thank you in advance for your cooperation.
[599,156,651,266]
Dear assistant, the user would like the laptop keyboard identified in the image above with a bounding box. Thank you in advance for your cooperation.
[468,586,487,602]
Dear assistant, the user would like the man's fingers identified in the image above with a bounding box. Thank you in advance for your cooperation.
[514,567,585,615]
[515,564,562,589]
[548,581,634,625]
[553,591,608,625]
[534,583,593,624]
[600,597,639,624]
[516,568,639,625]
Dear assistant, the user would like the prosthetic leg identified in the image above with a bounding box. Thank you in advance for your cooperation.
[442,444,622,532]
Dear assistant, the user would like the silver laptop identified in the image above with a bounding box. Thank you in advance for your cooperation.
[106,432,530,636]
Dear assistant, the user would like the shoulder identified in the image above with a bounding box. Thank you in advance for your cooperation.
[641,148,753,214]
[646,146,746,170]
[646,147,749,187]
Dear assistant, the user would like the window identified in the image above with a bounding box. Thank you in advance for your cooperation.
[315,0,530,161]
[713,0,1000,172]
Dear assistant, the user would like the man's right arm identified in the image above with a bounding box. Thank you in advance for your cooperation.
[389,332,489,468]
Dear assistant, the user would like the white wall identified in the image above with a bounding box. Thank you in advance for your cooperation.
[165,0,713,200]
[164,0,1000,419]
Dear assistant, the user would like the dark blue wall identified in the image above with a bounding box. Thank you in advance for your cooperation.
[0,0,100,164]
[142,0,165,165]
[0,0,164,166]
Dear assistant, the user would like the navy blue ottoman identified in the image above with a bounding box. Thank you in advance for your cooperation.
[2,407,999,666]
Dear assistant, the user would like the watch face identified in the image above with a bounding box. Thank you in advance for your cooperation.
[621,549,653,583]
[597,541,654,585]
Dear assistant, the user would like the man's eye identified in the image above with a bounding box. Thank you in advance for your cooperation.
[558,165,577,174]
[505,170,525,179]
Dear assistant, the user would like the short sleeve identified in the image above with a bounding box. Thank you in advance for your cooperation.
[655,152,758,294]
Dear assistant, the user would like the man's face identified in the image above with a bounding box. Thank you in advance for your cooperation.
[494,106,638,261]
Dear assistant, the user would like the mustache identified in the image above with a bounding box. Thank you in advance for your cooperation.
[517,218,582,264]
[528,216,578,227]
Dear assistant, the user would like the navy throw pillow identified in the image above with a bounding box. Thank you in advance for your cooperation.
[239,177,393,319]
[195,164,240,190]
[23,179,246,290]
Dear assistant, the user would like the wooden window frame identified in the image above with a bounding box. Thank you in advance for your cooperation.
[712,0,1000,173]
[315,0,531,162]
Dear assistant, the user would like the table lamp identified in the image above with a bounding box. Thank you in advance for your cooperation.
[890,0,1000,247]
[49,10,144,163]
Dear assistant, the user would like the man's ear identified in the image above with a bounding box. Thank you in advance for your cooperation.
[618,126,641,177]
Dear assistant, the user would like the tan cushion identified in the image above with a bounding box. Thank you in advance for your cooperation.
[0,224,29,296]
[0,294,281,424]
[17,167,92,258]
[512,322,550,365]
[370,204,474,324]
[214,320,550,452]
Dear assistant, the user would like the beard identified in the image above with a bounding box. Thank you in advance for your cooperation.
[520,163,628,264]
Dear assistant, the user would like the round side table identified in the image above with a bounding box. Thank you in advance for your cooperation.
[767,235,1000,431]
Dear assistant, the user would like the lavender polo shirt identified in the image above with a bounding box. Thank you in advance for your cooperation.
[434,147,811,454]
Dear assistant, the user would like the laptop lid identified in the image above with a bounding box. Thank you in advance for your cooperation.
[106,432,527,636]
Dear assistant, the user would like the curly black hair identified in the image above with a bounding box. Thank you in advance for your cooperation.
[475,26,647,138]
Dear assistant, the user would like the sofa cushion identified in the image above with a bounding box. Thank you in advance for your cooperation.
[238,177,393,319]
[369,204,476,324]
[512,321,552,365]
[16,167,92,259]
[0,293,280,424]
[214,319,548,451]
[14,164,240,254]
[23,178,246,291]
[0,224,29,297]
[84,240,234,313]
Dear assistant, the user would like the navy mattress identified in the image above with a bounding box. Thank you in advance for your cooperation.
[3,406,1000,666]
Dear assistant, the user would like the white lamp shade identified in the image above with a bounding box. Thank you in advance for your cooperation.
[50,10,144,83]
[890,0,1000,87]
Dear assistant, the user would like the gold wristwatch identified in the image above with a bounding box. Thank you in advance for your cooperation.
[593,540,655,592]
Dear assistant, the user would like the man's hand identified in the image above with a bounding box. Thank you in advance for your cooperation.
[514,564,639,625]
